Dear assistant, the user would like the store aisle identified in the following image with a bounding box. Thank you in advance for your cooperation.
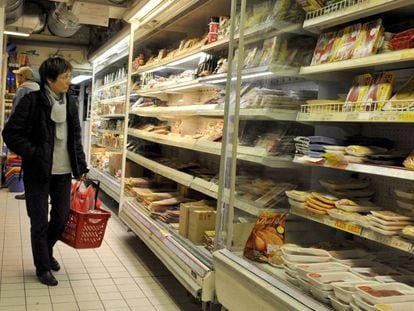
[0,189,202,311]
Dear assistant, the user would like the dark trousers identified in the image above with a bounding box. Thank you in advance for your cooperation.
[24,174,72,274]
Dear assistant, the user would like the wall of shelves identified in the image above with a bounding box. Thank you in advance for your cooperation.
[85,0,414,309]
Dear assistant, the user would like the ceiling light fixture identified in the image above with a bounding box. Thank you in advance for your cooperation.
[71,75,92,84]
[167,52,207,67]
[129,0,174,26]
[4,30,30,37]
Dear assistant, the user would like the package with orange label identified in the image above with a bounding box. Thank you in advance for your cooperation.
[244,211,288,262]
[344,74,373,112]
[352,19,384,59]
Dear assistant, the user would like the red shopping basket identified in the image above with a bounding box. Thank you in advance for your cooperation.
[60,179,111,249]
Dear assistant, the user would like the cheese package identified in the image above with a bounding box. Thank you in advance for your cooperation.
[352,19,384,59]
[384,75,414,111]
[344,74,373,112]
[363,72,395,111]
[311,31,337,65]
[259,36,280,67]
[332,23,362,61]
[296,0,324,12]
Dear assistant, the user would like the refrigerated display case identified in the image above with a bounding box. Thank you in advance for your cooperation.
[88,29,131,203]
[213,1,414,310]
[118,0,232,304]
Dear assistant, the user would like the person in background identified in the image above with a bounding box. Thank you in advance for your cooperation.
[2,57,88,286]
[12,66,40,113]
[11,66,40,200]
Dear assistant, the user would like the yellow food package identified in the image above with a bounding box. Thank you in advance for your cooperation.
[352,19,384,59]
[332,24,362,62]
[384,75,414,111]
[244,211,288,262]
[363,72,394,111]
[296,0,323,12]
[403,151,414,170]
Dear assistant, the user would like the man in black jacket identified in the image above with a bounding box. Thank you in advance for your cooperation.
[2,57,89,286]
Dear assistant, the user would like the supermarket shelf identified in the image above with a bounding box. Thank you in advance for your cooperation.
[95,129,124,135]
[126,199,213,266]
[97,95,126,104]
[136,79,218,96]
[131,105,297,121]
[304,0,413,33]
[297,110,414,123]
[300,49,414,77]
[94,143,123,152]
[96,114,125,119]
[128,129,221,156]
[293,155,414,181]
[291,206,414,253]
[203,108,298,121]
[127,129,296,169]
[88,167,121,202]
[126,151,265,216]
[201,65,301,85]
[130,104,220,118]
[126,151,217,198]
[131,20,305,76]
[95,79,128,93]
[120,200,215,301]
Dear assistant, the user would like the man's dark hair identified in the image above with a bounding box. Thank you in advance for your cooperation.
[39,57,73,87]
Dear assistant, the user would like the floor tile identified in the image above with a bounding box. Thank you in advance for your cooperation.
[101,299,129,309]
[24,304,53,311]
[74,292,100,302]
[26,295,51,305]
[52,302,80,311]
[77,300,104,310]
[0,296,25,306]
[0,289,24,298]
[97,291,123,301]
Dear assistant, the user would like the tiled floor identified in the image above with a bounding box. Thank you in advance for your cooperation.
[0,189,202,311]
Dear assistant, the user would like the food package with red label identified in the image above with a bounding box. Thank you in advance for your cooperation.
[244,211,288,262]
[332,23,362,62]
[311,31,338,65]
[362,72,394,111]
[352,19,384,59]
[344,74,373,112]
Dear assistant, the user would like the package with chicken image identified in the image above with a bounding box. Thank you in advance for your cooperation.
[244,211,288,262]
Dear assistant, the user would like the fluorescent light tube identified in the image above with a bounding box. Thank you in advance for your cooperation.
[135,0,164,20]
[168,52,207,67]
[71,75,92,84]
[4,30,30,37]
[139,0,173,25]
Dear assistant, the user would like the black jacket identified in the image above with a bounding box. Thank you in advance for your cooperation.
[2,89,88,183]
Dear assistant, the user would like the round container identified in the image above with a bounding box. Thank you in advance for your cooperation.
[48,5,81,38]
[6,0,23,25]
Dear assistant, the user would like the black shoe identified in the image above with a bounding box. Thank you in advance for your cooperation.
[15,193,25,200]
[50,257,60,271]
[37,271,58,286]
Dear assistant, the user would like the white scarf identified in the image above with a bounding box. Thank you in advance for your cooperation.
[45,85,67,140]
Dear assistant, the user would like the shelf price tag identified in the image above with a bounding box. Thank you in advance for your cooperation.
[401,112,414,122]
[334,220,362,235]
[160,229,170,237]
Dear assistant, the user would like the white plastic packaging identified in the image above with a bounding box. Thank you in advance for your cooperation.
[307,272,364,291]
[296,262,349,279]
[356,282,414,305]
